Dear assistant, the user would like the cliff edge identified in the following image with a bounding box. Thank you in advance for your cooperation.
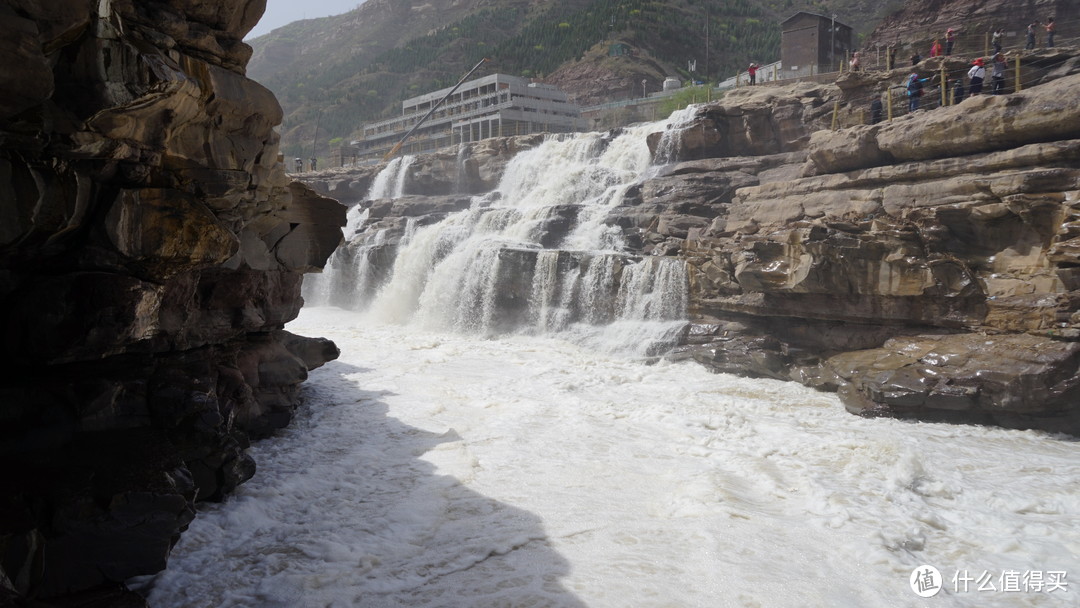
[0,0,345,603]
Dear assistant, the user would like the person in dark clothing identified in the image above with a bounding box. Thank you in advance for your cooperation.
[952,78,966,104]
[911,52,922,66]
[945,27,957,55]
[1026,22,1037,49]
[748,63,758,85]
[870,94,883,124]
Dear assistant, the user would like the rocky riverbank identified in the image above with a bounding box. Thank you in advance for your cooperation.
[0,1,344,603]
[306,56,1080,436]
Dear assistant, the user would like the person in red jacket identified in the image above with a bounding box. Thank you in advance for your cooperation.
[748,63,758,85]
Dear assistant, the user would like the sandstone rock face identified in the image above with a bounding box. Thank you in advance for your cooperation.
[0,0,344,601]
[644,74,1080,435]
[647,83,835,161]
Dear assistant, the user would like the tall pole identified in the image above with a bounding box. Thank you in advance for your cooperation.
[831,14,836,72]
[704,4,710,84]
[311,112,320,167]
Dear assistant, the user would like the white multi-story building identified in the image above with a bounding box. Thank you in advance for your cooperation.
[349,74,584,161]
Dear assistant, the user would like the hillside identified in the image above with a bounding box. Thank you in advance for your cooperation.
[247,0,902,160]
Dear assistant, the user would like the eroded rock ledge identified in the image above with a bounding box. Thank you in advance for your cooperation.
[0,0,345,602]
[669,71,1080,435]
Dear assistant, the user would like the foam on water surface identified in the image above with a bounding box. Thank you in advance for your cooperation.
[144,308,1080,607]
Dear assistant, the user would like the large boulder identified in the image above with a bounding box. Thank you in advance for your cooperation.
[825,333,1080,433]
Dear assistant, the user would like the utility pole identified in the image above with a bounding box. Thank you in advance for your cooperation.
[831,14,836,72]
[311,111,321,169]
[704,5,710,83]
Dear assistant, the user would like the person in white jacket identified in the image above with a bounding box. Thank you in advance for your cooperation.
[968,58,986,96]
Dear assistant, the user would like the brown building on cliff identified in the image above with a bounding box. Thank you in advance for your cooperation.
[781,12,854,77]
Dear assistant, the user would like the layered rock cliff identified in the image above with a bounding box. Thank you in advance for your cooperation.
[307,50,1080,436]
[670,71,1080,434]
[0,0,345,603]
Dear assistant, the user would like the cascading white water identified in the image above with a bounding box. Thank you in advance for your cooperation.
[301,205,372,308]
[354,119,692,353]
[653,105,702,166]
[301,156,422,309]
[368,154,417,200]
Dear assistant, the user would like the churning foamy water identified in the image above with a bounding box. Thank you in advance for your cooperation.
[144,308,1079,607]
[145,113,1079,606]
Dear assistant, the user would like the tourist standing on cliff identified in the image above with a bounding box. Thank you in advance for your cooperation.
[946,27,958,55]
[992,28,1004,53]
[992,53,1007,94]
[1027,22,1038,49]
[295,157,303,173]
[1046,17,1056,48]
[889,45,898,69]
[911,51,922,66]
[748,63,758,85]
[930,39,943,58]
[869,94,883,124]
[849,52,861,71]
[968,58,986,95]
[906,73,928,112]
[952,78,966,104]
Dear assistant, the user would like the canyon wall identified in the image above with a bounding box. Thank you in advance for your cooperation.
[0,0,345,603]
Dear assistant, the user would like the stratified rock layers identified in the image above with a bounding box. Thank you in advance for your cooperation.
[0,0,345,601]
[669,73,1080,434]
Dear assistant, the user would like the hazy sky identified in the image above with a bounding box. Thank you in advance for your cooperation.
[246,0,367,39]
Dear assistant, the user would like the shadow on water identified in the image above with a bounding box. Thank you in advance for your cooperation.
[142,360,588,608]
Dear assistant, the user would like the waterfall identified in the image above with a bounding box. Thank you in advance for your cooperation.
[652,105,702,165]
[368,155,416,199]
[319,119,693,356]
[302,157,419,309]
[454,143,470,194]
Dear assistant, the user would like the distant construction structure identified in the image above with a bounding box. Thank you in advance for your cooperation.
[781,12,855,77]
[340,74,584,164]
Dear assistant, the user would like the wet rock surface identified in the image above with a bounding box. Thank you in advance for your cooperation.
[0,0,344,601]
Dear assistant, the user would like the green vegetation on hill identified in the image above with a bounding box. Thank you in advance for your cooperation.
[248,0,898,160]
